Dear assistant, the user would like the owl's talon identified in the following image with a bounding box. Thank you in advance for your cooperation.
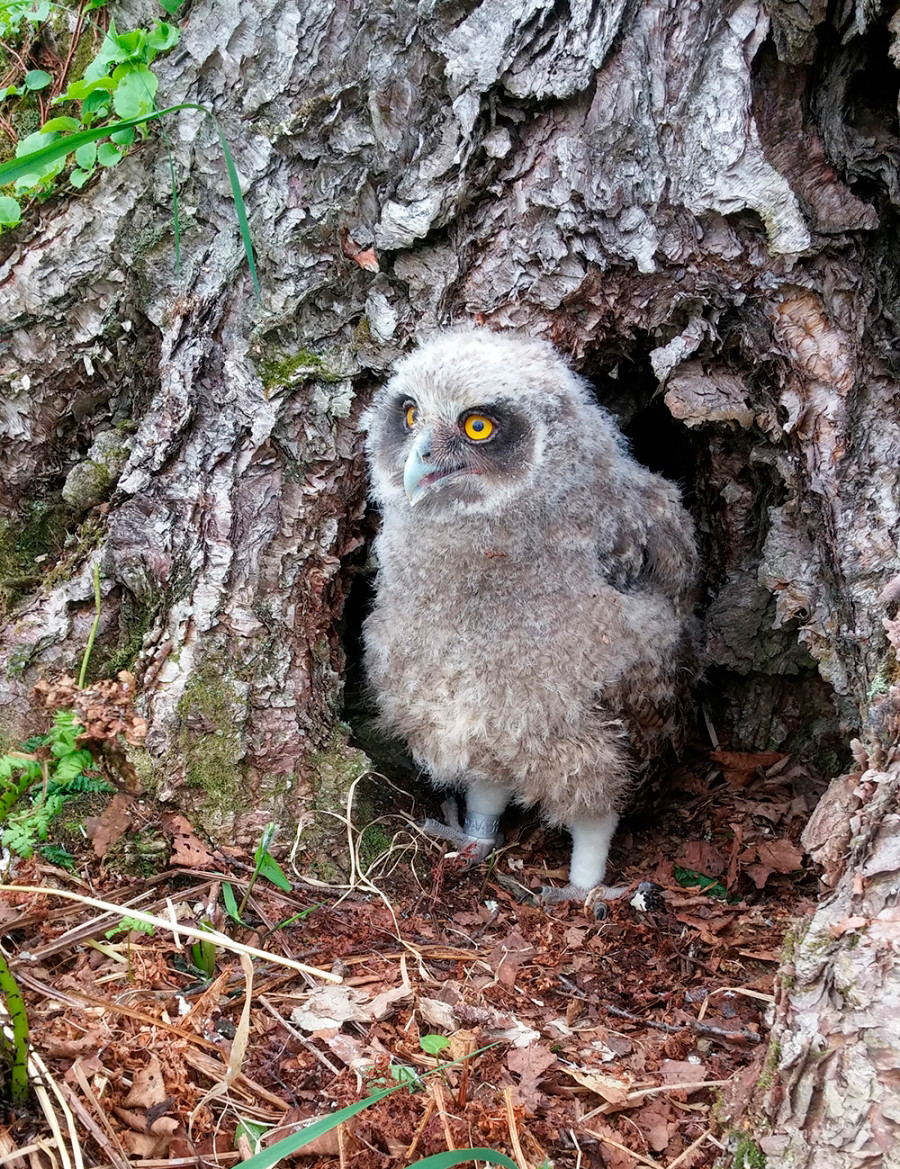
[416,814,501,867]
[538,883,630,912]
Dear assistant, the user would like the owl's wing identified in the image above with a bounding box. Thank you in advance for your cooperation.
[604,472,698,607]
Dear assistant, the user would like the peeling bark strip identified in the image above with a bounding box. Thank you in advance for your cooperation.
[2,1,900,1154]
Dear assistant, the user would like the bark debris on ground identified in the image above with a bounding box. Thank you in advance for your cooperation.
[0,750,824,1169]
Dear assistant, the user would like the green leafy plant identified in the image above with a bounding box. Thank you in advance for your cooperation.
[0,951,29,1105]
[0,708,106,858]
[420,1034,450,1057]
[674,865,729,900]
[39,842,77,870]
[105,915,155,940]
[236,823,291,918]
[104,915,155,982]
[0,0,259,298]
[0,564,114,861]
[239,1053,518,1169]
[191,921,217,978]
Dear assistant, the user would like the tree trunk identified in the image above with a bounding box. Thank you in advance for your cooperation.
[2,0,900,1157]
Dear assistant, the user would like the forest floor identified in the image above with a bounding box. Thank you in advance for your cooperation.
[0,749,824,1169]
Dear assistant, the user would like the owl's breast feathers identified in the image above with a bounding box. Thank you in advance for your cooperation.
[365,493,693,799]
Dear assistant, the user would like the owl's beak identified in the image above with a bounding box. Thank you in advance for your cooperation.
[404,429,440,506]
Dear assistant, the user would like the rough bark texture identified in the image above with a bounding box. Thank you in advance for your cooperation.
[2,0,900,1159]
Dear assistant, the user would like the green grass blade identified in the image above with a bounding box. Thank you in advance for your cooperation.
[0,102,259,300]
[0,952,29,1105]
[0,104,198,184]
[408,1151,519,1169]
[238,1087,396,1169]
[208,115,260,300]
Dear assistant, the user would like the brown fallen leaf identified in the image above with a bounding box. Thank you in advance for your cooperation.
[487,930,536,988]
[123,1054,168,1108]
[506,1044,557,1110]
[560,1067,632,1108]
[162,813,217,868]
[828,916,869,937]
[86,792,133,858]
[675,839,727,877]
[265,1109,343,1157]
[41,1029,105,1059]
[757,838,804,873]
[744,863,775,890]
[634,1096,675,1152]
[658,1059,708,1086]
[711,750,787,789]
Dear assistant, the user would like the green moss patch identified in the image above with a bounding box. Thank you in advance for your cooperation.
[176,660,247,832]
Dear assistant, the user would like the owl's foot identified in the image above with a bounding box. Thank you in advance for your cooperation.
[418,798,504,867]
[538,882,629,919]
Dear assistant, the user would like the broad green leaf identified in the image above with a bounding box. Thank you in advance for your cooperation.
[112,65,158,119]
[420,1034,451,1056]
[60,76,115,102]
[24,69,51,90]
[83,19,129,81]
[258,853,291,892]
[81,91,111,123]
[106,28,148,64]
[15,129,57,157]
[13,130,65,191]
[159,0,183,12]
[110,125,135,146]
[42,116,81,133]
[147,21,179,52]
[0,196,22,226]
[75,141,97,168]
[235,1120,268,1155]
[70,168,91,188]
[97,142,122,167]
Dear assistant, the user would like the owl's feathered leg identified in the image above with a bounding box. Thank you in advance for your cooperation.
[418,778,510,866]
[540,812,628,904]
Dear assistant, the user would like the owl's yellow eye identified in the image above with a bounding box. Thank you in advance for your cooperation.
[464,414,494,441]
[405,404,418,429]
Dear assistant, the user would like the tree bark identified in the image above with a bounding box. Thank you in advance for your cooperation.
[2,0,900,1157]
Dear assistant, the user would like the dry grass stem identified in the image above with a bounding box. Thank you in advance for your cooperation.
[430,1078,455,1151]
[504,1086,529,1169]
[582,1128,662,1169]
[404,1098,436,1162]
[666,1130,711,1168]
[1,886,340,982]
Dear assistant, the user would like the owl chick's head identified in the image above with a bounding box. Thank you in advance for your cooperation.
[364,328,609,518]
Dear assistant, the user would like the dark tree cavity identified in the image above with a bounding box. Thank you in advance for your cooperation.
[2,2,900,1160]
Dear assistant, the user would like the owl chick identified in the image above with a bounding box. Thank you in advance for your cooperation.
[362,329,698,903]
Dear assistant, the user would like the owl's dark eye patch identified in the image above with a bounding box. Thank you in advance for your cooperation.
[453,405,533,475]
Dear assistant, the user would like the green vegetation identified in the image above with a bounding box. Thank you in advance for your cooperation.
[96,589,159,680]
[256,348,343,392]
[0,0,183,222]
[238,1044,514,1169]
[0,708,113,858]
[756,1039,781,1092]
[0,1,259,297]
[0,500,71,616]
[0,951,30,1104]
[733,1133,767,1168]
